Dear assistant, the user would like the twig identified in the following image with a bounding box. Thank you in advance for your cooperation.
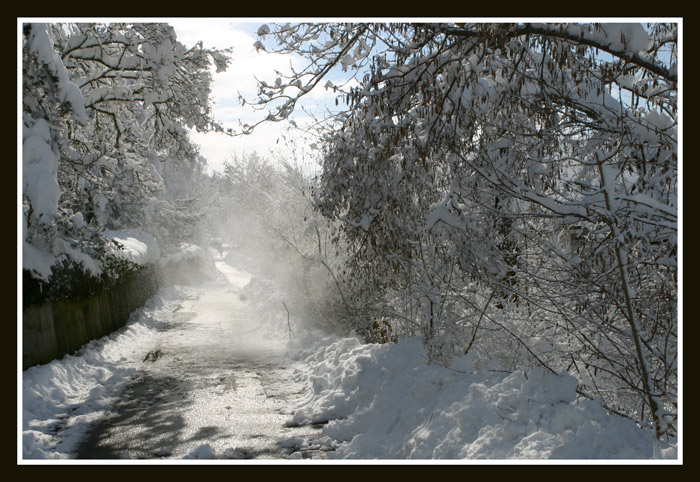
[282,302,293,340]
[465,290,495,356]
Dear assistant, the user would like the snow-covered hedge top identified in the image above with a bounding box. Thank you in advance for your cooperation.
[158,243,205,267]
[105,229,161,266]
[104,231,213,271]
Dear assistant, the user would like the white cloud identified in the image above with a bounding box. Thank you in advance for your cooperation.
[172,20,358,173]
[188,124,287,173]
[171,21,316,170]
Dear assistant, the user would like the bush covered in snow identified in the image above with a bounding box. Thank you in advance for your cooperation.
[23,253,142,305]
[253,22,678,444]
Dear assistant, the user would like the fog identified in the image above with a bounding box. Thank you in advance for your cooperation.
[201,153,350,338]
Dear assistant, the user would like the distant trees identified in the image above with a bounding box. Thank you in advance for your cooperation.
[252,22,678,444]
[207,152,353,334]
[22,23,231,292]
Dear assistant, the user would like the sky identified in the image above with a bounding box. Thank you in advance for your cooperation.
[170,20,342,174]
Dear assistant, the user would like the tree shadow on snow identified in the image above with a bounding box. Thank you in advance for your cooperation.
[74,372,202,459]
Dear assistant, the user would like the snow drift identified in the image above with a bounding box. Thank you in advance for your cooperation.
[288,335,675,460]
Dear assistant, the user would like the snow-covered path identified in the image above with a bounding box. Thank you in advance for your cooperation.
[67,262,321,460]
[22,260,677,462]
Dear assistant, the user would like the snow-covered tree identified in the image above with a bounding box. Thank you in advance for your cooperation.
[22,22,231,291]
[252,22,678,444]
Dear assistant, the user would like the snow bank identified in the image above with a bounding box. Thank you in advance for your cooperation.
[289,336,669,460]
[238,275,299,341]
[157,242,220,287]
[104,232,221,284]
[22,287,183,459]
[158,242,204,267]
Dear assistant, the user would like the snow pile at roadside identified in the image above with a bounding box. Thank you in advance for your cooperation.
[238,275,296,340]
[159,242,204,266]
[288,336,672,460]
[22,287,183,459]
[160,242,220,284]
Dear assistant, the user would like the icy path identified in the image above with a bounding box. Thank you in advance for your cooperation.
[74,262,322,460]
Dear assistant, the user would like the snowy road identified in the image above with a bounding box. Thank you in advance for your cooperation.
[73,262,322,460]
[23,260,671,461]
